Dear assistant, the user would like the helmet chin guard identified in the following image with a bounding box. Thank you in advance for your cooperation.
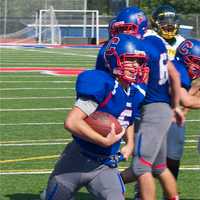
[151,5,179,40]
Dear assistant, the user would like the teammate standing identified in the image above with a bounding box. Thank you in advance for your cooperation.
[148,4,199,181]
[96,6,183,200]
[167,38,200,181]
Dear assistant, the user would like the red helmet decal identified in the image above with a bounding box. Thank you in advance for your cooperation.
[136,13,145,24]
[178,40,193,55]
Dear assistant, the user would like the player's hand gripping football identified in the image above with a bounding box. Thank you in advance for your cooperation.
[104,123,125,147]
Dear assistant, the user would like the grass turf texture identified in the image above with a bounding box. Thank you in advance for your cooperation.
[0,47,200,200]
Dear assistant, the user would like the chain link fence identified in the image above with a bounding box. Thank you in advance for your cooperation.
[0,0,199,43]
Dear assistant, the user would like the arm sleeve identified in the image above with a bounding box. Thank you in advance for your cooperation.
[75,98,98,116]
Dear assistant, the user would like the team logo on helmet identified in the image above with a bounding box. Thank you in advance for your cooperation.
[178,40,193,55]
[135,12,146,24]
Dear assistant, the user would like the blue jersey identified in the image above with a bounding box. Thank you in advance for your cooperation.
[130,83,147,119]
[95,41,110,72]
[74,69,145,156]
[143,35,170,104]
[95,42,147,120]
[172,60,192,91]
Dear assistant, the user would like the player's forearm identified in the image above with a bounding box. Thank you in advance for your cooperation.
[181,95,200,109]
[181,83,200,110]
[64,107,107,147]
[124,125,134,148]
[168,61,182,108]
[170,80,181,109]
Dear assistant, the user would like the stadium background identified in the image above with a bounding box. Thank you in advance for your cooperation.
[0,0,200,200]
[0,0,199,44]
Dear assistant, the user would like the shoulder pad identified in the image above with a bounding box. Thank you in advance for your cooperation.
[76,70,114,103]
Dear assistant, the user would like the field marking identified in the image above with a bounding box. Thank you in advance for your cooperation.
[1,62,93,66]
[0,87,74,90]
[0,155,59,163]
[0,143,197,148]
[0,139,198,147]
[0,80,75,83]
[0,96,75,100]
[0,75,73,78]
[1,165,200,175]
[0,142,68,146]
[0,137,198,144]
[1,120,200,125]
[0,138,71,144]
[0,122,64,125]
[11,47,97,58]
[0,108,71,112]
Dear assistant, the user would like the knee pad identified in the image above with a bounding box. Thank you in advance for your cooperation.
[46,177,75,200]
[152,164,167,177]
[132,156,152,177]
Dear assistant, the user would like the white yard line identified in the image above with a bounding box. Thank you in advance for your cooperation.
[0,96,74,100]
[0,108,71,112]
[0,138,198,146]
[0,142,68,146]
[0,80,75,83]
[186,119,200,122]
[1,165,200,175]
[1,138,71,143]
[184,146,197,149]
[0,122,64,125]
[0,87,74,90]
[13,47,97,58]
[0,143,197,147]
[0,119,199,125]
[0,75,69,77]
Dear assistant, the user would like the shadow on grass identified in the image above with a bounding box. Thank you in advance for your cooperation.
[6,193,200,200]
[5,192,94,200]
[5,192,136,200]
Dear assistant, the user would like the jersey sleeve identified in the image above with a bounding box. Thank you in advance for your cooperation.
[76,70,113,104]
[144,35,167,59]
[95,41,110,72]
[172,60,192,90]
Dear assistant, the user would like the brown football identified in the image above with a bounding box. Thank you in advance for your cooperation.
[84,111,122,137]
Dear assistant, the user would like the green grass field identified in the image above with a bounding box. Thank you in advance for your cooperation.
[0,47,200,200]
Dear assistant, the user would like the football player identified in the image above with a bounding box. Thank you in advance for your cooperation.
[147,4,185,60]
[95,6,183,200]
[166,38,200,182]
[127,5,186,199]
[44,34,150,200]
[147,4,199,184]
[129,33,183,200]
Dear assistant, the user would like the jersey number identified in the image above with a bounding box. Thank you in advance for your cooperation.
[159,53,168,85]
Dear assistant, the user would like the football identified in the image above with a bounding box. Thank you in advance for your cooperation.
[84,111,122,137]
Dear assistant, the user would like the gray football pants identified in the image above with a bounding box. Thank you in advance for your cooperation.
[167,122,186,160]
[45,141,125,200]
[132,103,173,176]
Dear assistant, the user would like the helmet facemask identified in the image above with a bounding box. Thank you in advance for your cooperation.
[184,55,200,79]
[106,49,149,84]
[111,22,141,38]
[153,12,179,40]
